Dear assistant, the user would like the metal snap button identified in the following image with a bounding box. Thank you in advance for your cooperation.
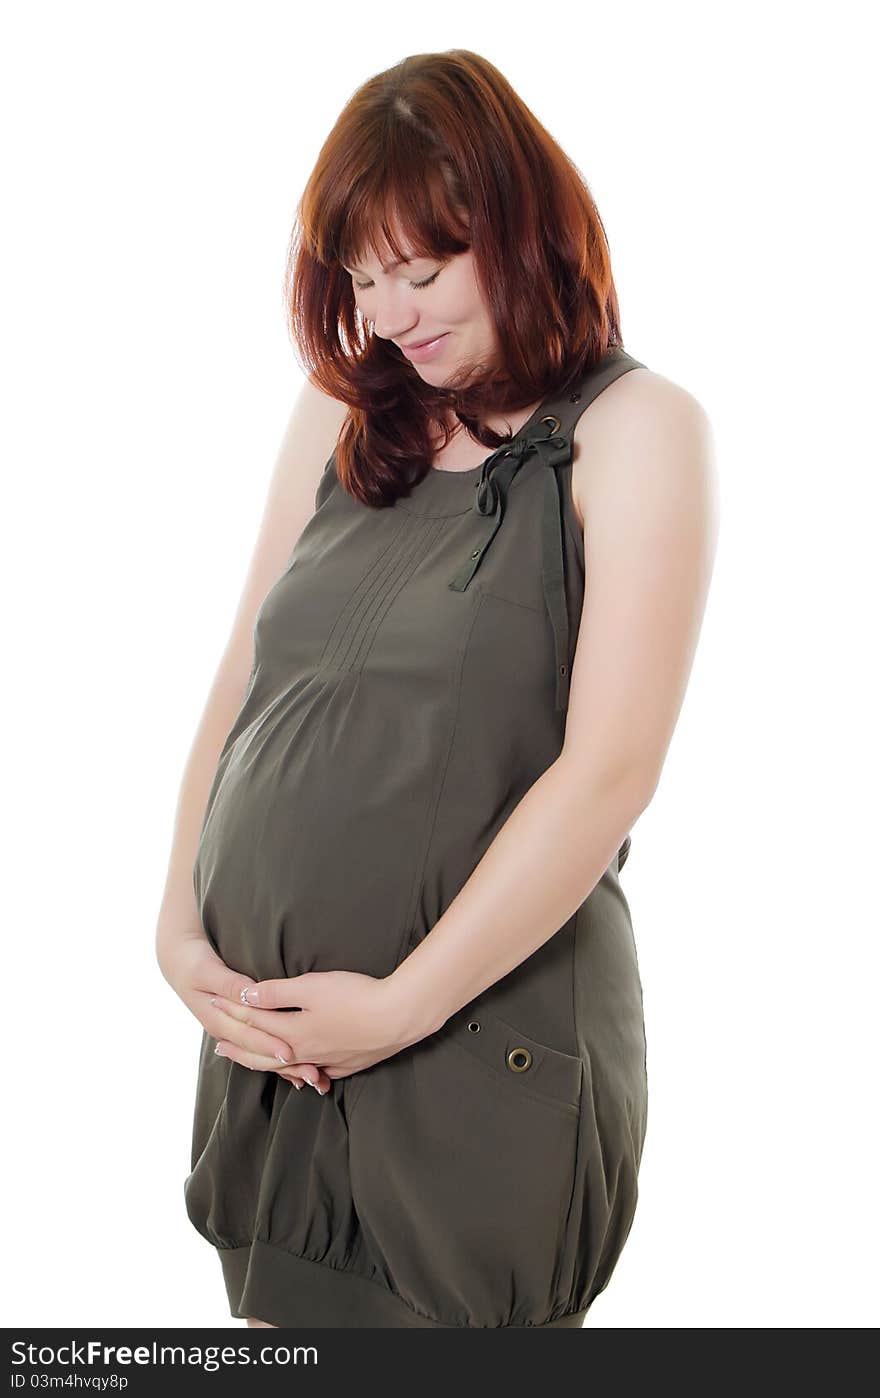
[467,1020,481,1033]
[507,1046,533,1073]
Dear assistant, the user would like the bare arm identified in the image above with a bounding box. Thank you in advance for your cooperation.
[155,378,349,969]
[385,371,720,1036]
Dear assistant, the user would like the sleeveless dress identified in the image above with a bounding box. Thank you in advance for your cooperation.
[184,345,650,1329]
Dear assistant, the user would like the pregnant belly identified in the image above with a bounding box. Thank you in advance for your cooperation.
[193,673,443,982]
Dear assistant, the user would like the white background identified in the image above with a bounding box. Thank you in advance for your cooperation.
[3,0,877,1328]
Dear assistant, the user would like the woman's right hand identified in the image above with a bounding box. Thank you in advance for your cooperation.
[158,931,332,1094]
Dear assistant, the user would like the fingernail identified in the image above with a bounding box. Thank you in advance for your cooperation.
[276,1054,293,1064]
[294,1081,303,1090]
[214,1044,226,1056]
[243,988,258,1005]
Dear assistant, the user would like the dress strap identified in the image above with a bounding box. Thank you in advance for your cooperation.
[448,346,647,712]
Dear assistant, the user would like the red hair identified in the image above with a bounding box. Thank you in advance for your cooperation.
[283,49,625,508]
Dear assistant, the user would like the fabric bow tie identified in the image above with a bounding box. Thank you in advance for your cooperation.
[448,424,574,712]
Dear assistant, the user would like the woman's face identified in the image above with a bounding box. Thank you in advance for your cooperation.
[343,239,497,384]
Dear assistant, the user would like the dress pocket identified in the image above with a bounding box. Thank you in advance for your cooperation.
[445,1005,583,1113]
[346,1003,585,1326]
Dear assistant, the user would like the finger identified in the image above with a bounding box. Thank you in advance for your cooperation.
[207,968,262,1005]
[275,1060,332,1091]
[208,994,304,1048]
[239,973,316,1010]
[205,997,301,1065]
[276,1065,333,1093]
[217,1043,330,1091]
[276,1069,307,1089]
[205,995,302,1056]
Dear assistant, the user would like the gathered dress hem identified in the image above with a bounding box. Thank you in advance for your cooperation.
[219,1240,589,1329]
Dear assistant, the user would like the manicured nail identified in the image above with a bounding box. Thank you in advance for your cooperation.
[276,1054,293,1064]
[294,1081,303,1090]
[243,988,258,1005]
[214,1044,226,1056]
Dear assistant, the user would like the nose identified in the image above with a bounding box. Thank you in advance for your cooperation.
[373,315,419,344]
[368,287,420,344]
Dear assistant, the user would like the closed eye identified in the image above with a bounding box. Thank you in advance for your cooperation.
[353,269,441,292]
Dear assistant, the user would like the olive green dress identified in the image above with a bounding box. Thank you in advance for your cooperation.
[184,345,649,1328]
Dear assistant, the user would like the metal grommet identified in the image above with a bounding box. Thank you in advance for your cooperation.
[467,1020,481,1033]
[559,664,567,676]
[507,1046,533,1073]
[540,414,561,433]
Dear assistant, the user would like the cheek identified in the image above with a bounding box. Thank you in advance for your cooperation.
[439,297,486,339]
[436,267,482,325]
[448,290,491,341]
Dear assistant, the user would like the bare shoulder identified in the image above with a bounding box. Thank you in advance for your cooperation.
[301,373,351,420]
[291,375,351,448]
[570,365,717,535]
[265,377,350,511]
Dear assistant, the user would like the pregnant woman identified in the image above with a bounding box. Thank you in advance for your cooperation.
[155,49,718,1329]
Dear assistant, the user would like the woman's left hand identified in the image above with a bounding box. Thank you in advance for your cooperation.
[208,970,425,1087]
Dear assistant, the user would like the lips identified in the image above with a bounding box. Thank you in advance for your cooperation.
[401,333,447,350]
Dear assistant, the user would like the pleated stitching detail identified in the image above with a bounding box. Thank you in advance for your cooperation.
[319,515,445,674]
